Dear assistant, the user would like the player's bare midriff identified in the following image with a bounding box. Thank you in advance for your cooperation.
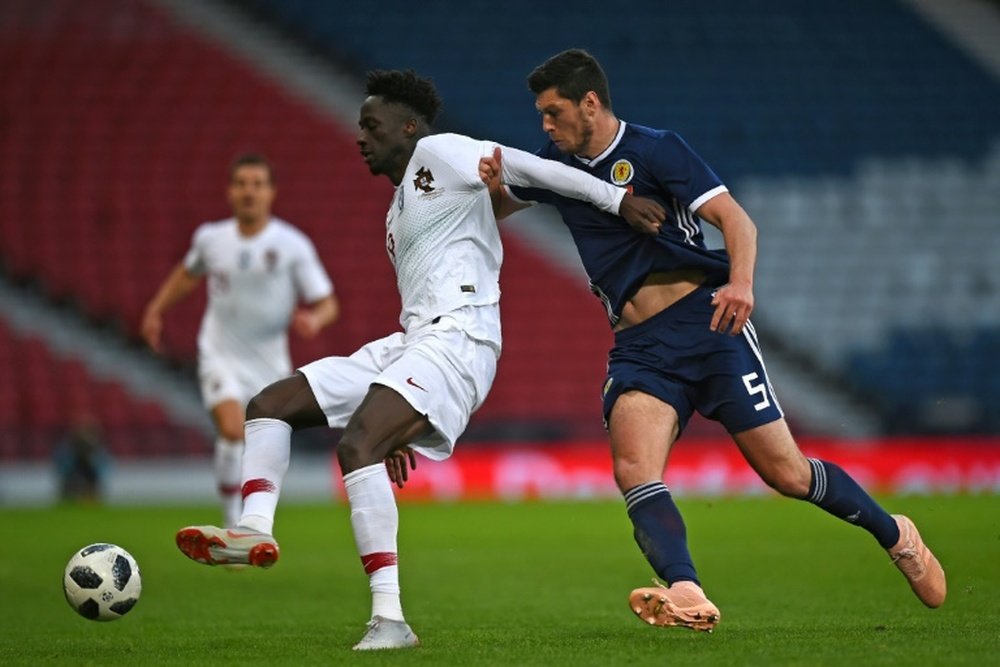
[614,269,705,332]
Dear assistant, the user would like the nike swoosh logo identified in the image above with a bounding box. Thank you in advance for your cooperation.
[406,377,428,392]
[226,529,263,539]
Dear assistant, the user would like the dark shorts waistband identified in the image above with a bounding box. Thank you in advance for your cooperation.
[613,284,714,344]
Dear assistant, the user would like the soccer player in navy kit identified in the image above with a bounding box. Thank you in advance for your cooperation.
[479,49,946,631]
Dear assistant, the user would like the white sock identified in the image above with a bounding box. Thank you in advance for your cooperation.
[344,463,403,621]
[214,438,244,528]
[238,418,291,535]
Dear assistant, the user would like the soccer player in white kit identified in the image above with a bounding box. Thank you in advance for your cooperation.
[141,154,339,528]
[174,70,666,650]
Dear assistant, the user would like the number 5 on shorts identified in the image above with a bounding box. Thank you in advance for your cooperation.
[742,372,771,411]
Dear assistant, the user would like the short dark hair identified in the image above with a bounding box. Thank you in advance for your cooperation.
[229,153,274,184]
[366,69,442,124]
[528,49,613,110]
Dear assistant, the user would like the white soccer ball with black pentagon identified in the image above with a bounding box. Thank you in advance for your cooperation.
[63,543,142,621]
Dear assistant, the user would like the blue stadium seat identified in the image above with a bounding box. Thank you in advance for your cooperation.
[237,0,1000,179]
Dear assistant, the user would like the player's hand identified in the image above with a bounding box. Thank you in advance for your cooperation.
[480,147,511,218]
[385,446,417,489]
[292,309,322,339]
[710,281,754,335]
[619,193,665,235]
[480,147,505,215]
[140,310,163,353]
[479,146,503,190]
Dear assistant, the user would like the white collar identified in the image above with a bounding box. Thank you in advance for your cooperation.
[573,120,626,167]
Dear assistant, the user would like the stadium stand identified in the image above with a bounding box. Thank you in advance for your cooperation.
[1,0,997,463]
[848,326,1000,433]
[229,0,1000,435]
[0,0,678,460]
[0,319,206,461]
[742,145,1000,433]
[234,0,1000,177]
[0,0,400,361]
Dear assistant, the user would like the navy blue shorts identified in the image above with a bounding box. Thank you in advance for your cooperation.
[602,284,784,436]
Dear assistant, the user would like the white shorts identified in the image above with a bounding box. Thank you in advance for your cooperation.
[198,355,289,411]
[298,311,499,461]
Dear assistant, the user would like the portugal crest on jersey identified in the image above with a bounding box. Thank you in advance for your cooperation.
[264,249,278,272]
[611,159,633,186]
[413,166,436,193]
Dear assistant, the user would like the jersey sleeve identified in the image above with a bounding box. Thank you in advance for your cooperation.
[182,225,210,275]
[417,135,492,192]
[649,132,728,212]
[498,145,625,213]
[504,181,550,207]
[292,234,334,304]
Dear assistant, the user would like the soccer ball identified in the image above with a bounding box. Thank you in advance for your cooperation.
[63,543,142,621]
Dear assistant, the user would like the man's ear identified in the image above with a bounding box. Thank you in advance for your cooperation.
[403,117,419,137]
[581,90,601,116]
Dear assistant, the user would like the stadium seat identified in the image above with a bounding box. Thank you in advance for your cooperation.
[0,321,206,461]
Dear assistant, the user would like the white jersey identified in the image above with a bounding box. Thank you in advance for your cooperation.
[385,133,625,351]
[297,134,628,458]
[387,134,503,341]
[184,217,333,381]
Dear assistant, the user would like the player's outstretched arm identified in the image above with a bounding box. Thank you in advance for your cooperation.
[479,146,664,234]
[140,262,201,352]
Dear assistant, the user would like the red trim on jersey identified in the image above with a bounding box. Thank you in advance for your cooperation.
[241,478,277,499]
[361,552,398,574]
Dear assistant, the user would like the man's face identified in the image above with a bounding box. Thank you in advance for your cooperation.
[535,87,594,156]
[357,96,412,179]
[228,165,274,223]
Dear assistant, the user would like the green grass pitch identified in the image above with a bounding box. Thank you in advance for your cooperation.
[1,494,996,665]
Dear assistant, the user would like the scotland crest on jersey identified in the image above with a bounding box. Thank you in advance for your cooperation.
[611,159,633,185]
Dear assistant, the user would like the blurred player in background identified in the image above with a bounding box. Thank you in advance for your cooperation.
[173,69,664,651]
[141,153,339,528]
[480,48,946,631]
[53,408,112,504]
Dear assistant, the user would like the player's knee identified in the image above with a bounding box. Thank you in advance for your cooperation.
[612,456,649,492]
[245,390,278,422]
[336,429,377,474]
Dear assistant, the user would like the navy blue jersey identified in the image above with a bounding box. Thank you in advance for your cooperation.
[510,122,731,326]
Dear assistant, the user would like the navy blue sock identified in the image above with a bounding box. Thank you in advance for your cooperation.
[625,482,699,585]
[806,458,900,549]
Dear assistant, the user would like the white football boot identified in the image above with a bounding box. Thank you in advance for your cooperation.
[352,615,420,650]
